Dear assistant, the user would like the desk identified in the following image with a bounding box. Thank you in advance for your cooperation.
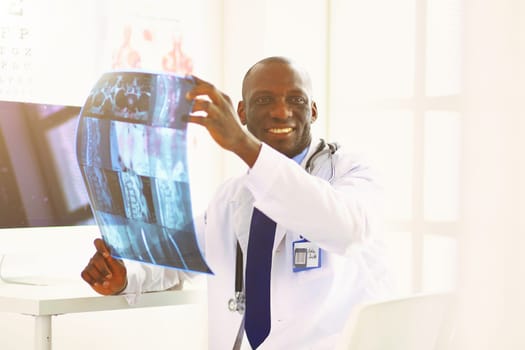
[0,277,205,350]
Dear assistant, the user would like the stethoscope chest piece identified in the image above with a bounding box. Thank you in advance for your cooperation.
[228,291,245,314]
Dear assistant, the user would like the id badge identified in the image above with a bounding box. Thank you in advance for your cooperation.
[293,239,321,272]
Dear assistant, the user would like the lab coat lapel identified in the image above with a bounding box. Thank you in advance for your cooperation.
[232,181,286,255]
[232,185,253,252]
[273,225,286,252]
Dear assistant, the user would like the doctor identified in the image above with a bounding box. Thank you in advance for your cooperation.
[82,56,392,349]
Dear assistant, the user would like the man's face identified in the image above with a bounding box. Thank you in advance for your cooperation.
[238,62,317,158]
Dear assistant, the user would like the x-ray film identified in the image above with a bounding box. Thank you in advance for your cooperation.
[76,71,212,274]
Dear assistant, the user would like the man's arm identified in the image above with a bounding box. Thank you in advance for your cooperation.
[244,144,383,256]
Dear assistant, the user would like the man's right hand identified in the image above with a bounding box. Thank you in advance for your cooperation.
[81,238,127,295]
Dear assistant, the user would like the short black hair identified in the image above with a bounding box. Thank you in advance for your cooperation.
[241,56,312,100]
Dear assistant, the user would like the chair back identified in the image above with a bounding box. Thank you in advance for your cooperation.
[336,292,455,350]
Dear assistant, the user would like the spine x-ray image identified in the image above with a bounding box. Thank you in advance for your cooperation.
[76,71,211,274]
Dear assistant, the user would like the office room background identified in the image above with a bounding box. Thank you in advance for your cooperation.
[0,0,523,349]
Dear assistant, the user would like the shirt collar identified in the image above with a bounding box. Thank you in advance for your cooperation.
[292,145,310,165]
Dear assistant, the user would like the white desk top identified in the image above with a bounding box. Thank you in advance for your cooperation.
[0,277,206,316]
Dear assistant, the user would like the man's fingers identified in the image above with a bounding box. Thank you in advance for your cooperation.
[190,75,214,90]
[91,254,112,279]
[106,254,126,275]
[81,268,113,295]
[80,269,95,285]
[190,98,224,118]
[94,238,110,258]
[189,75,206,85]
[92,238,126,276]
[81,262,106,286]
[186,76,225,106]
[191,98,211,116]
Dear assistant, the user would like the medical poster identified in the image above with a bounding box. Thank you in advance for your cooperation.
[76,70,212,274]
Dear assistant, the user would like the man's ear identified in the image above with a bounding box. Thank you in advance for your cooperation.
[311,101,318,123]
[237,101,247,125]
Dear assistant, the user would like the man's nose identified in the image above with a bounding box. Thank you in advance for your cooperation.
[270,99,293,119]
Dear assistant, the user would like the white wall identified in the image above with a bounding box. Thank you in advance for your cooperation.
[455,0,525,349]
[221,0,329,179]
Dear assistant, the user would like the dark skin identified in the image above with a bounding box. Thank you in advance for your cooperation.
[238,58,317,159]
[81,57,318,295]
[80,238,127,295]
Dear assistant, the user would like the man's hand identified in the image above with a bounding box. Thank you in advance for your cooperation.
[81,238,127,296]
[185,76,261,167]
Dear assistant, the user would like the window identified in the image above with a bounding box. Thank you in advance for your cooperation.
[329,0,462,294]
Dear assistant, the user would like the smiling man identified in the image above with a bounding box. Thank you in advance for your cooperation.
[82,56,392,349]
[185,56,318,166]
[238,56,317,159]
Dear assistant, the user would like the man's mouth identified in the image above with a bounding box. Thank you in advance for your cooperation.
[267,127,293,134]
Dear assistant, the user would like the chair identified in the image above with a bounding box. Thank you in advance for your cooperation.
[335,292,456,350]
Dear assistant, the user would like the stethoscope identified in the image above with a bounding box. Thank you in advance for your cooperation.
[305,138,339,183]
[228,139,339,314]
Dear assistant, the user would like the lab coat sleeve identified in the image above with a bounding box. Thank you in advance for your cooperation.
[121,261,186,304]
[244,143,383,256]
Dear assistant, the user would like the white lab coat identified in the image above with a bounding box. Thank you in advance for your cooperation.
[124,140,392,349]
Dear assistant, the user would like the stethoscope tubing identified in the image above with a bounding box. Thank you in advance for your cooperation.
[305,139,338,182]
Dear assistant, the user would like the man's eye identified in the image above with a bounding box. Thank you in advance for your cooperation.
[254,96,273,104]
[288,96,307,104]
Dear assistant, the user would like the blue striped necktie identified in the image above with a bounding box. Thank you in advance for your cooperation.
[244,207,276,348]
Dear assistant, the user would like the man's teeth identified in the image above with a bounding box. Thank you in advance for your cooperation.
[268,128,292,134]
